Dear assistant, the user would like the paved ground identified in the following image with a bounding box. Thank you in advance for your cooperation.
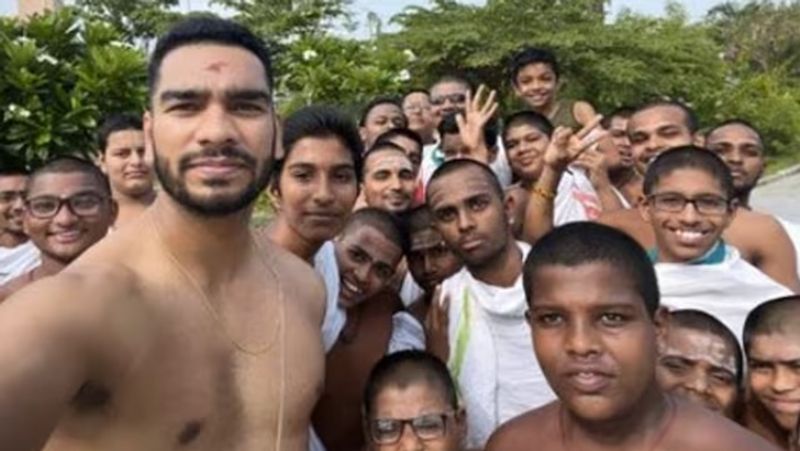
[751,171,800,222]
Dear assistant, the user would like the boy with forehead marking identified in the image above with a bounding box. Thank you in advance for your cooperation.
[97,113,155,229]
[657,309,743,419]
[640,147,791,340]
[706,120,800,281]
[599,101,800,292]
[313,208,425,451]
[360,142,417,215]
[0,168,40,284]
[0,17,327,451]
[486,222,779,451]
[0,158,117,301]
[426,159,555,448]
[743,296,800,449]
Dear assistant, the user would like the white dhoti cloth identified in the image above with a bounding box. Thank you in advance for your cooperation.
[554,169,602,226]
[0,241,40,286]
[656,244,793,341]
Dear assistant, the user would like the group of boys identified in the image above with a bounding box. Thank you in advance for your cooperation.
[0,15,799,451]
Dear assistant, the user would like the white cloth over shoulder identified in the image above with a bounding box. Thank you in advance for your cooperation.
[554,168,602,226]
[388,311,425,353]
[399,272,424,308]
[656,244,793,341]
[776,217,800,279]
[0,241,40,285]
[314,241,346,353]
[441,241,555,448]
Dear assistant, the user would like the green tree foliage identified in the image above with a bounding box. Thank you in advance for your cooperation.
[75,0,182,44]
[1,8,147,169]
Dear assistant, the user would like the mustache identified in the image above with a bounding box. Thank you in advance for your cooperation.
[178,147,257,172]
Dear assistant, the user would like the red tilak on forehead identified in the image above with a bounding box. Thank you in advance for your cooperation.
[205,61,228,72]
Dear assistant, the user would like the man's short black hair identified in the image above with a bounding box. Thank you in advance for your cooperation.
[0,167,29,176]
[359,96,404,127]
[363,350,458,418]
[438,113,497,151]
[426,159,504,202]
[643,146,735,199]
[601,105,636,129]
[502,110,554,145]
[97,113,142,154]
[403,88,430,99]
[523,222,660,317]
[430,75,474,94]
[707,119,764,147]
[342,207,409,254]
[669,309,744,386]
[743,295,800,354]
[28,156,112,196]
[633,100,700,134]
[148,17,273,98]
[375,128,424,154]
[276,105,364,182]
[509,47,560,85]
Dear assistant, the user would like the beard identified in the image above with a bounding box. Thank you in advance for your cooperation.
[153,145,272,217]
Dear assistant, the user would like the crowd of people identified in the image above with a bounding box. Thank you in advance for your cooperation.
[1,15,800,451]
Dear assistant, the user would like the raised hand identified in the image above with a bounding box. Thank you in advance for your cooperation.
[543,114,607,172]
[455,84,499,163]
[424,285,450,363]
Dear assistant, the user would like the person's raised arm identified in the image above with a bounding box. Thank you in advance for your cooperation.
[573,146,626,213]
[456,84,498,165]
[0,270,141,450]
[522,116,605,244]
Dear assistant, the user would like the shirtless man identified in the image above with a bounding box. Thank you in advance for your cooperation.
[313,208,420,451]
[0,168,39,284]
[0,17,325,451]
[706,120,800,279]
[266,105,363,262]
[97,113,156,228]
[486,222,778,451]
[360,142,416,214]
[363,350,467,451]
[0,157,117,300]
[657,309,743,419]
[743,295,800,449]
[598,101,800,292]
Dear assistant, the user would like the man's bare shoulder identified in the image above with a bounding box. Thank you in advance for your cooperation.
[597,208,640,228]
[668,399,781,451]
[486,402,560,451]
[262,238,325,319]
[730,208,787,238]
[0,271,32,303]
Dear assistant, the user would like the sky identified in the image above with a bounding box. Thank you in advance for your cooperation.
[1,0,723,30]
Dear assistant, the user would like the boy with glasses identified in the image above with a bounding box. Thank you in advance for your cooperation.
[363,350,466,451]
[639,147,791,340]
[0,157,117,300]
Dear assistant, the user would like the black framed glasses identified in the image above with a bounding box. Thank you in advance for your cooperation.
[430,93,466,106]
[369,412,455,445]
[25,192,108,219]
[647,193,731,216]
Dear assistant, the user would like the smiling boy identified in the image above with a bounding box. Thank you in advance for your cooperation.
[640,147,791,339]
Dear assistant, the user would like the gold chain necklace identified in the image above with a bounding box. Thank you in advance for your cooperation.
[149,214,286,448]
